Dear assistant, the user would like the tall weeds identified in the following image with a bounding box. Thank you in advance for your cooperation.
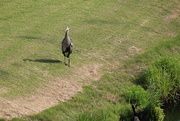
[138,57,180,103]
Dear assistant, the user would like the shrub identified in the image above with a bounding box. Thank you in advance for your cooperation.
[138,57,180,103]
[124,85,149,108]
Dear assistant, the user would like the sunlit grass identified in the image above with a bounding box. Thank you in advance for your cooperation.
[1,0,179,97]
[0,0,180,120]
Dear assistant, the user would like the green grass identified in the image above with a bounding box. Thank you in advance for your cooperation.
[136,56,180,103]
[13,39,179,121]
[1,0,179,97]
[0,0,180,120]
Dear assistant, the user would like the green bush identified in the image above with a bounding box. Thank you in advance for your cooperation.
[138,57,180,103]
[125,85,149,108]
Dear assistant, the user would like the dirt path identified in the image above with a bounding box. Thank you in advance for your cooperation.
[0,64,102,119]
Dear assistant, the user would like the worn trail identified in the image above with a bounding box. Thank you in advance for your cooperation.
[0,64,101,119]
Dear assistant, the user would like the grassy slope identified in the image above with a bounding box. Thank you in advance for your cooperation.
[0,0,178,97]
[12,39,179,120]
[0,0,179,120]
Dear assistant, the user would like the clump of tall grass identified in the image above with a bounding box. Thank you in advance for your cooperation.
[139,57,180,103]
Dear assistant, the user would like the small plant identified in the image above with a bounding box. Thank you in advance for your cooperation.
[125,85,149,108]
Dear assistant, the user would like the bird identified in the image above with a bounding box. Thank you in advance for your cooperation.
[61,26,73,66]
[131,104,140,121]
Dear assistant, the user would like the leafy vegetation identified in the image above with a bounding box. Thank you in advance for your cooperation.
[125,85,149,107]
[13,40,179,121]
[143,57,179,103]
[135,39,180,103]
[121,39,180,120]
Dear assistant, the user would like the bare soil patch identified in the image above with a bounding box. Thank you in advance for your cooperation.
[164,6,180,22]
[128,46,143,55]
[140,19,149,27]
[0,64,102,119]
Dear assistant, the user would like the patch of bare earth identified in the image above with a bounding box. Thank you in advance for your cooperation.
[140,19,149,27]
[164,5,180,22]
[0,64,102,120]
[128,46,143,55]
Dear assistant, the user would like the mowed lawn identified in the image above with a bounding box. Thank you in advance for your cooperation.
[0,0,179,120]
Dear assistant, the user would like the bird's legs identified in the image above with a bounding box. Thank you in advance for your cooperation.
[68,57,70,67]
[64,56,67,65]
[64,56,70,66]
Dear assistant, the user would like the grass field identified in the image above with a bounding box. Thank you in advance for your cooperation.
[0,0,179,120]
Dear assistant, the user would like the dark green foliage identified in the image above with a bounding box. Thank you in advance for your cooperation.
[119,104,134,121]
[144,104,164,121]
[163,103,180,121]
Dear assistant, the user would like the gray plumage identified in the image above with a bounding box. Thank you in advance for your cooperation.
[61,26,73,66]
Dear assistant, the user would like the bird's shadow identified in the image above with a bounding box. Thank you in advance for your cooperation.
[23,59,62,63]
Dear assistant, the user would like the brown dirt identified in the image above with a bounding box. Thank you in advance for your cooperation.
[0,64,102,120]
[128,46,143,55]
[140,19,149,27]
[164,6,180,22]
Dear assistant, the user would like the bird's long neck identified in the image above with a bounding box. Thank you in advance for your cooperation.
[131,104,137,116]
[65,30,69,39]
